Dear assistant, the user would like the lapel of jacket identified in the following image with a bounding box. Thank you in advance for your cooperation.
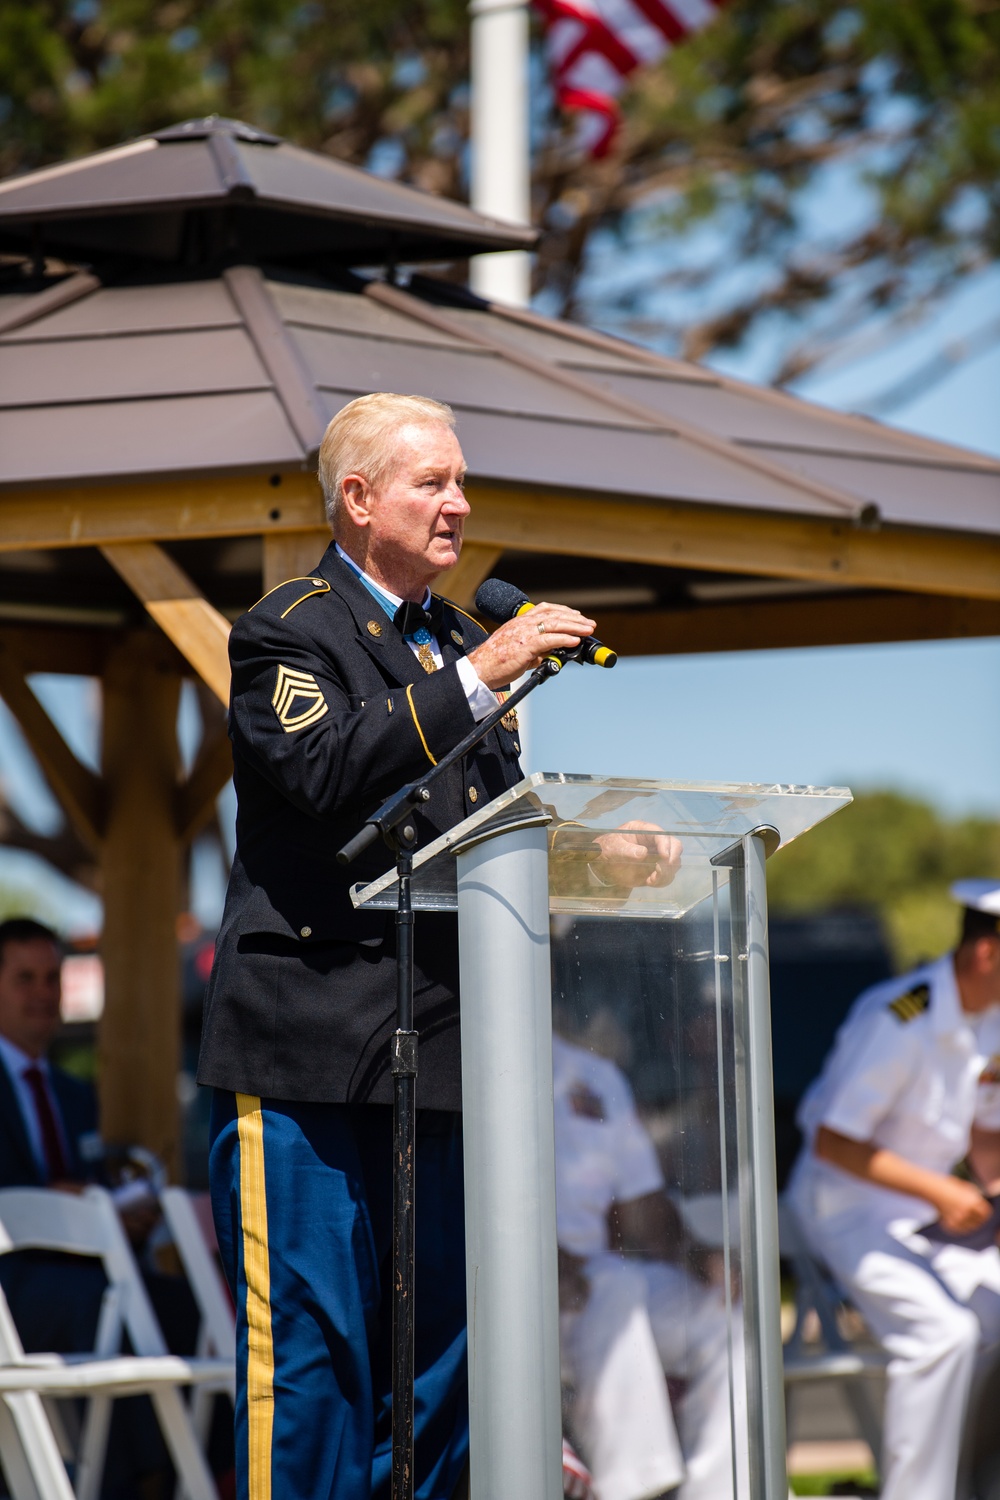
[49,1069,95,1180]
[315,544,438,688]
[436,599,463,670]
[0,1054,42,1185]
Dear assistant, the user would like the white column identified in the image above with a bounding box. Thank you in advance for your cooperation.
[457,822,562,1500]
[469,0,532,306]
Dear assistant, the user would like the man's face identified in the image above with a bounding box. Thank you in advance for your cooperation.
[0,940,62,1058]
[357,423,470,581]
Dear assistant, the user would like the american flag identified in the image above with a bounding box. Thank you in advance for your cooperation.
[534,0,726,156]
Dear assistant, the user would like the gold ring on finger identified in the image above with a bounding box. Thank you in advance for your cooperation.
[537,622,546,635]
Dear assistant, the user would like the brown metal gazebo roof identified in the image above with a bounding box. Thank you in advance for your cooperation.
[0,116,537,269]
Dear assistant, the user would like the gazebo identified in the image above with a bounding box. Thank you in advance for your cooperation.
[1,116,998,1174]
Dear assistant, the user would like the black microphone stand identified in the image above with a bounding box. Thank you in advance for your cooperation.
[336,655,565,1500]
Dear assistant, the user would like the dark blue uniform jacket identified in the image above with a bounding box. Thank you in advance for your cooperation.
[197,543,523,1110]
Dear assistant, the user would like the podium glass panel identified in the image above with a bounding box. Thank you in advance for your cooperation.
[353,776,851,1500]
[350,771,849,916]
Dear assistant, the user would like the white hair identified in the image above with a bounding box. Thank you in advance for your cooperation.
[318,392,456,526]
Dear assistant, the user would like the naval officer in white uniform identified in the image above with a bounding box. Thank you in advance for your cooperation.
[553,1031,743,1500]
[787,879,1000,1500]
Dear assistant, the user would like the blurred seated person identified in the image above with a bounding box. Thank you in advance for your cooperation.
[554,1029,744,1500]
[787,880,1000,1500]
[0,916,114,1359]
[0,917,101,1191]
[0,917,203,1499]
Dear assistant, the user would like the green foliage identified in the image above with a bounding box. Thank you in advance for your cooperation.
[0,0,471,199]
[576,0,999,372]
[0,0,996,372]
[768,789,1000,969]
[789,1476,878,1497]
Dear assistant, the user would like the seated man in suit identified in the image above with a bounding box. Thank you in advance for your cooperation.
[0,918,208,1498]
[0,916,101,1191]
[0,916,110,1356]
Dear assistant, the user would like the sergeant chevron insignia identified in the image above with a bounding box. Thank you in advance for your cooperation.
[272,664,329,732]
[888,983,930,1023]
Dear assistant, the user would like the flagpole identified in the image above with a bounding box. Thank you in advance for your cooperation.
[469,0,532,307]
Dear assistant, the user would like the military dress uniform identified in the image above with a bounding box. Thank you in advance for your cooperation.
[787,953,1000,1500]
[198,542,523,1500]
[553,1035,743,1500]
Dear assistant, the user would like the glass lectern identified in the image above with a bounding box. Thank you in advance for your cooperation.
[353,774,851,1500]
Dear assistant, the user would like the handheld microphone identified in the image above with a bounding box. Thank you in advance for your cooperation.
[474,579,618,668]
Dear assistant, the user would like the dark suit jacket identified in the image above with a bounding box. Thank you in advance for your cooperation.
[0,1056,99,1188]
[197,544,524,1110]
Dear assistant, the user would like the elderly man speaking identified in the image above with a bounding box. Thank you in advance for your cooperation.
[199,394,678,1500]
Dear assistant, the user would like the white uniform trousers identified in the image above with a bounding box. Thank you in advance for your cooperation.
[562,1255,745,1500]
[808,1215,1000,1500]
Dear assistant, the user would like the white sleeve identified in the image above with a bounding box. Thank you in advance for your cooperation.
[456,656,502,722]
[819,1009,914,1143]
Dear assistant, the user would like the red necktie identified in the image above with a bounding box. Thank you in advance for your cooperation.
[22,1065,69,1183]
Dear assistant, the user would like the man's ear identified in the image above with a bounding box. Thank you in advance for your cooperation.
[340,474,372,528]
[973,935,1000,975]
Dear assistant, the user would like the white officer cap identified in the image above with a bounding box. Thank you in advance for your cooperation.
[951,879,1000,916]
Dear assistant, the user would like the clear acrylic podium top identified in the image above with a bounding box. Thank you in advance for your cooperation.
[351,771,851,916]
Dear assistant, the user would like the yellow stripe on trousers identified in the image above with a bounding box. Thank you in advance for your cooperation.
[237,1093,274,1500]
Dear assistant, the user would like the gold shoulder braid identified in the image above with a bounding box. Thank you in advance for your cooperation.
[888,983,931,1024]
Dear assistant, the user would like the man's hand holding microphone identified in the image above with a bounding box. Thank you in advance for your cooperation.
[467,601,598,689]
[465,578,681,893]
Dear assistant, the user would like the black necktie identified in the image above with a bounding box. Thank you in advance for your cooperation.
[393,598,445,638]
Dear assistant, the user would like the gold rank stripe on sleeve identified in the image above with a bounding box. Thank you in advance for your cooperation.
[272,664,329,733]
[405,682,437,766]
[888,983,931,1023]
[236,1093,274,1500]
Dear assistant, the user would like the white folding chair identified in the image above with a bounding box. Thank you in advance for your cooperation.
[159,1187,235,1455]
[778,1197,886,1465]
[159,1189,234,1363]
[0,1186,233,1500]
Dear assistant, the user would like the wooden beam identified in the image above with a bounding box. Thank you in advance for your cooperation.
[101,542,232,705]
[463,484,1000,603]
[592,592,1000,658]
[0,624,111,677]
[99,636,182,1175]
[0,472,325,554]
[439,543,503,609]
[2,471,998,604]
[0,656,104,849]
[262,530,328,595]
[176,723,233,843]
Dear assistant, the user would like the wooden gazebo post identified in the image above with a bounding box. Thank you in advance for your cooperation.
[99,634,184,1167]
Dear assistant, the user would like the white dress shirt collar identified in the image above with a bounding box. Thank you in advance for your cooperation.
[334,543,431,612]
